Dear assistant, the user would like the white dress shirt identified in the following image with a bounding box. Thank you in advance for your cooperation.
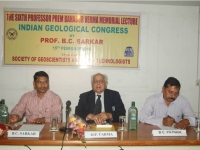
[139,93,196,126]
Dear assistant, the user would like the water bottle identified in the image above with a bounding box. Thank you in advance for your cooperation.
[0,99,9,124]
[128,101,138,130]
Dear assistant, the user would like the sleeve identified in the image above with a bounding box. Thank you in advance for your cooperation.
[182,98,196,126]
[10,94,27,119]
[50,95,63,122]
[75,94,90,121]
[139,96,163,126]
[111,92,126,123]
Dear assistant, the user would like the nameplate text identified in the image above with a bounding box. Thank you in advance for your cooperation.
[84,131,117,138]
[7,130,40,138]
[152,130,187,136]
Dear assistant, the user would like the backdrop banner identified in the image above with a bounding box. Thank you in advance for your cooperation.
[4,9,140,68]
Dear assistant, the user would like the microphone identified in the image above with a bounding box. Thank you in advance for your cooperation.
[60,100,71,132]
[66,100,71,109]
[65,100,71,125]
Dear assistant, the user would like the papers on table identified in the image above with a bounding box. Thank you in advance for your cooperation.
[18,124,44,131]
[158,124,175,130]
[96,125,113,128]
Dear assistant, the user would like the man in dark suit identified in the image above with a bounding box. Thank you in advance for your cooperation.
[75,73,126,124]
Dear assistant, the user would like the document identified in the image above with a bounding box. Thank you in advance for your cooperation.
[18,124,44,131]
[158,124,176,130]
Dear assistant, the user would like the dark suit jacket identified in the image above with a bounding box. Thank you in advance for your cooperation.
[75,89,126,123]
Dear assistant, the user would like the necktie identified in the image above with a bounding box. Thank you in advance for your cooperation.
[93,95,101,115]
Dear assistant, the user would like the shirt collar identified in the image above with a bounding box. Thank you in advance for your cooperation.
[95,91,104,97]
[33,89,50,97]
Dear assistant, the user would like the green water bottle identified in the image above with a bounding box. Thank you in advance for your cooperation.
[0,99,9,124]
[128,101,138,130]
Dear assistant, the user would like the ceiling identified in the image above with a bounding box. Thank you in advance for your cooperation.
[64,0,200,7]
[6,0,200,7]
[119,1,200,7]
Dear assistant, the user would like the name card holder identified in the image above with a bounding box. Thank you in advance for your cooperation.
[7,130,40,138]
[84,131,117,138]
[152,130,187,136]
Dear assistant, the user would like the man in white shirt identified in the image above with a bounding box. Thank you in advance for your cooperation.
[139,77,196,129]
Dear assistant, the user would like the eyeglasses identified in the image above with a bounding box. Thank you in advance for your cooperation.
[93,80,105,84]
[167,90,179,97]
[36,81,49,85]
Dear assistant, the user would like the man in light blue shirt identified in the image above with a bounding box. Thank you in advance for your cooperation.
[139,77,196,129]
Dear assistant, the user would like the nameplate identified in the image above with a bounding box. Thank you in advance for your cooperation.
[84,131,117,138]
[152,130,187,136]
[7,131,40,138]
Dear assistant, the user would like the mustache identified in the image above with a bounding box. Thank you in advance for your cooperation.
[169,98,175,101]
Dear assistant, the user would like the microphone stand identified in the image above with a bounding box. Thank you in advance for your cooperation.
[60,107,71,132]
[65,106,70,132]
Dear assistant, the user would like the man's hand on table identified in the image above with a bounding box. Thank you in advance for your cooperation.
[31,117,45,124]
[9,114,19,124]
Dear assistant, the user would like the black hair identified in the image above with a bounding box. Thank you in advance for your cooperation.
[33,71,49,81]
[163,77,181,89]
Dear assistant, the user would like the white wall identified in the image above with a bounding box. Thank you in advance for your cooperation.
[0,2,199,121]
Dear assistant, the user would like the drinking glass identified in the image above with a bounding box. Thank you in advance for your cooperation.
[50,116,58,131]
[194,112,200,132]
[118,116,127,131]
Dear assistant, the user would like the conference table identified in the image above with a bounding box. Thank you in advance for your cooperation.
[0,122,200,150]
